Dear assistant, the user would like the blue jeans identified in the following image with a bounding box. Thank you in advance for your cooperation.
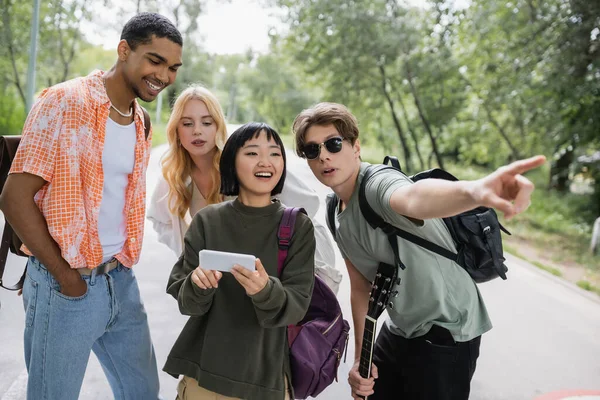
[22,257,160,400]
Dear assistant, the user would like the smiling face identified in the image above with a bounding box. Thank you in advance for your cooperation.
[304,123,361,193]
[177,99,218,159]
[120,35,183,102]
[234,130,285,203]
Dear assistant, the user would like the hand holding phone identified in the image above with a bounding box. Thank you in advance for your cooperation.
[231,258,270,296]
[191,267,222,290]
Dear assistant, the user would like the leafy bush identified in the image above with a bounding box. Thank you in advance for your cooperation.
[0,95,26,135]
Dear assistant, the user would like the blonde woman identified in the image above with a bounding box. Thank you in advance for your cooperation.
[147,85,342,292]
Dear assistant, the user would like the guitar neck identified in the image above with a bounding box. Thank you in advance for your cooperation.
[358,316,377,379]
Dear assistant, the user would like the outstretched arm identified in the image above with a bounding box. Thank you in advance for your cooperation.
[389,155,546,220]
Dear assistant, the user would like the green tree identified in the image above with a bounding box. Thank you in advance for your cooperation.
[240,49,318,134]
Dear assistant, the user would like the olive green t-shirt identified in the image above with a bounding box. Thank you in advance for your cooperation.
[330,163,491,342]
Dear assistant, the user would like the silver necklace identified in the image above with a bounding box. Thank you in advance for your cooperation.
[110,103,133,118]
[103,77,133,118]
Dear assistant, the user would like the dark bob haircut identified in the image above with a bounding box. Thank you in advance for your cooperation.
[120,12,183,50]
[220,122,287,197]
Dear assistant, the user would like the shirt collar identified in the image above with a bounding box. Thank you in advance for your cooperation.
[87,69,143,121]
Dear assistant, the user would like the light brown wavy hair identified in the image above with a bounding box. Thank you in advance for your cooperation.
[161,85,228,219]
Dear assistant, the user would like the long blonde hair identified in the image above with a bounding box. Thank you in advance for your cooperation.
[161,85,228,219]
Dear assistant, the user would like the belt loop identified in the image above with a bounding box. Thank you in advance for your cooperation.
[89,268,97,286]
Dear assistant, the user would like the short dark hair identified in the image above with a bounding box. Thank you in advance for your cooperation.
[120,12,183,50]
[220,122,287,197]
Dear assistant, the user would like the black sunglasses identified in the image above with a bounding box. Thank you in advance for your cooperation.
[301,137,344,160]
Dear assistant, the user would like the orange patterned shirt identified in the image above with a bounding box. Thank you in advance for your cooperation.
[10,70,152,269]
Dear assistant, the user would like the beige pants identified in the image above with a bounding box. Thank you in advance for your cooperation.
[176,376,291,400]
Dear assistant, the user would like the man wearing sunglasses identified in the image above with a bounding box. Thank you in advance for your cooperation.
[292,102,546,400]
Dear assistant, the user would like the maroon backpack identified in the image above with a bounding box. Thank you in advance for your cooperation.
[277,207,350,399]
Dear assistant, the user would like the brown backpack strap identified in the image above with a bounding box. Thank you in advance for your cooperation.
[142,107,151,140]
[0,136,21,190]
[0,135,27,291]
[0,222,26,291]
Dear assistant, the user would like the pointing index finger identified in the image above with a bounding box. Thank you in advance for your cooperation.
[502,155,546,176]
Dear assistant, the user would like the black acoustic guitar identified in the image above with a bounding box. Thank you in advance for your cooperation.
[358,262,398,400]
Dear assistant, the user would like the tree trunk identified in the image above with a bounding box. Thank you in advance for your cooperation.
[2,0,26,107]
[481,102,522,160]
[404,61,445,169]
[396,93,425,170]
[460,75,522,160]
[61,0,88,82]
[591,217,600,255]
[548,145,573,192]
[379,64,412,171]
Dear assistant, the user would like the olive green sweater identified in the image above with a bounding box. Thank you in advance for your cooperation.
[164,199,316,400]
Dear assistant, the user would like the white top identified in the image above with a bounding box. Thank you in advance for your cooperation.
[147,151,342,293]
[98,118,136,261]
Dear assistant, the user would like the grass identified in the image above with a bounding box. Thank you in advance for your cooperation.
[576,280,600,296]
[503,185,599,273]
[446,162,599,276]
[503,243,563,277]
[532,261,563,277]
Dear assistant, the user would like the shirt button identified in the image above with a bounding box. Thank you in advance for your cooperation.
[130,237,136,243]
[129,208,134,213]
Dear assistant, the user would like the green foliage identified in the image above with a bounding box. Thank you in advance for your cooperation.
[69,45,115,77]
[1,0,598,215]
[502,243,563,276]
[531,261,563,277]
[576,280,600,296]
[239,50,319,134]
[0,91,26,135]
[577,280,593,290]
[149,121,168,147]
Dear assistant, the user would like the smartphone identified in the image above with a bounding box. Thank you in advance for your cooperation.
[198,249,256,272]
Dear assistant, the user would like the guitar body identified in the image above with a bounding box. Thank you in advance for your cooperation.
[358,262,398,399]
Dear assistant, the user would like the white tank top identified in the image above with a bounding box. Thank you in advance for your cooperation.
[98,117,136,261]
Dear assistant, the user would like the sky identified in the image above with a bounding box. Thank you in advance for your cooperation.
[84,0,284,55]
[195,0,284,54]
[84,0,470,55]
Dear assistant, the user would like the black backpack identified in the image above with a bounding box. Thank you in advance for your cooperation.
[326,156,510,283]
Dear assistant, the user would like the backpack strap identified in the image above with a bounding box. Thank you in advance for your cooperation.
[0,136,20,190]
[358,165,459,269]
[277,207,307,276]
[325,193,338,239]
[0,135,26,291]
[383,155,402,170]
[0,223,25,291]
[141,107,151,140]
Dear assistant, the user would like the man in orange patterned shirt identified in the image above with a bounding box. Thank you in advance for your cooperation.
[0,13,182,400]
